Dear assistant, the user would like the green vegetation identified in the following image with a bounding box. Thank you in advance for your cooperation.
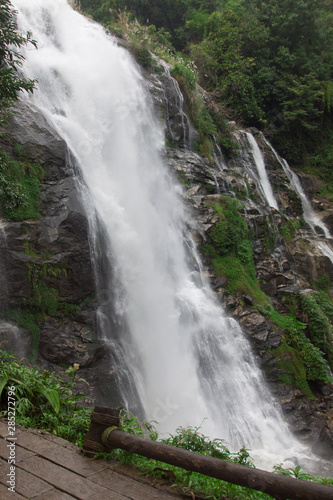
[283,315,330,385]
[273,340,314,398]
[0,2,39,218]
[203,195,269,306]
[311,274,332,292]
[265,290,333,396]
[0,350,91,446]
[297,292,333,367]
[0,147,43,220]
[279,219,301,244]
[99,410,332,498]
[79,0,333,183]
[0,0,36,131]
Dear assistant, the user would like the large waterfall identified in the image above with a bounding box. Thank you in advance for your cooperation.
[13,0,314,469]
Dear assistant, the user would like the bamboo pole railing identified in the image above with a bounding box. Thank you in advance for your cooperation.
[82,407,333,500]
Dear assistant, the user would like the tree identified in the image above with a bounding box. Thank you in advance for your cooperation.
[0,0,36,129]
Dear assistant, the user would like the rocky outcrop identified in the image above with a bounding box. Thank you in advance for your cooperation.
[0,101,121,406]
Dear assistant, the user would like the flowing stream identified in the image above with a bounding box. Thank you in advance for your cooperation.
[13,0,322,470]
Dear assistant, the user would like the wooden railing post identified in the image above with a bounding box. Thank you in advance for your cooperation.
[82,406,121,457]
[82,407,333,500]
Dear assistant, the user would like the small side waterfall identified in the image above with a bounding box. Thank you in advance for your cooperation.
[244,132,279,210]
[12,0,328,471]
[263,138,333,265]
[156,60,195,147]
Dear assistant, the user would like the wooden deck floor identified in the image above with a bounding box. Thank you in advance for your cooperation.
[0,421,185,500]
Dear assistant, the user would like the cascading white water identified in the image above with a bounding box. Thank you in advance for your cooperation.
[158,61,192,146]
[13,0,312,469]
[245,132,279,210]
[263,137,333,265]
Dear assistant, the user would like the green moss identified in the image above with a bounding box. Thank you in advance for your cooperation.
[279,219,300,243]
[204,195,270,308]
[213,254,269,307]
[0,147,43,221]
[272,340,315,398]
[298,292,333,366]
[60,302,80,316]
[311,274,331,292]
[24,242,52,260]
[209,196,247,256]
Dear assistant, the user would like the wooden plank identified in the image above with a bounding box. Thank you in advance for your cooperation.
[18,455,129,500]
[0,421,10,438]
[29,428,78,451]
[0,421,22,440]
[0,437,36,463]
[16,430,107,477]
[0,482,26,499]
[0,457,53,498]
[33,488,76,500]
[89,468,181,500]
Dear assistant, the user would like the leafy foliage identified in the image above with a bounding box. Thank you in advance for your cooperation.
[80,0,333,176]
[203,195,271,305]
[97,409,332,499]
[0,351,91,446]
[279,219,301,243]
[297,292,333,367]
[0,0,36,130]
[100,411,274,499]
[283,315,330,384]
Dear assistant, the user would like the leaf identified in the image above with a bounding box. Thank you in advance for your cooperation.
[40,389,60,414]
[0,376,8,400]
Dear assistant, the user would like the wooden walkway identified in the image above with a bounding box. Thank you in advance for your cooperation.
[0,421,186,500]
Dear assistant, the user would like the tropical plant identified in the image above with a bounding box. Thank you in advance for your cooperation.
[0,350,91,446]
[0,0,36,130]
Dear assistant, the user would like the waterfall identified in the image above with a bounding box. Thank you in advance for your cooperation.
[244,132,279,210]
[263,138,333,265]
[14,0,311,469]
[158,61,193,147]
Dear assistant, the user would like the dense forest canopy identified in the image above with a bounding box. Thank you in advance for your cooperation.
[78,0,333,185]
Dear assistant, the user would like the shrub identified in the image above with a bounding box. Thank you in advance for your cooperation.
[0,351,91,446]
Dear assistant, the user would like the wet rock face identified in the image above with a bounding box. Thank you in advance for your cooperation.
[148,66,199,147]
[0,100,119,404]
[1,101,94,311]
[5,101,70,182]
